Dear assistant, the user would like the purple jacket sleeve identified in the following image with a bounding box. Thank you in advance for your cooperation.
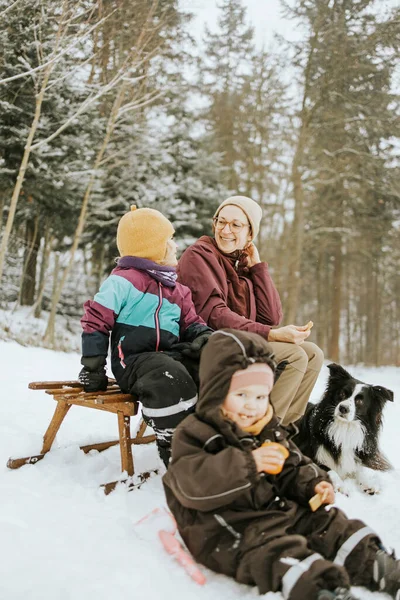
[178,245,280,338]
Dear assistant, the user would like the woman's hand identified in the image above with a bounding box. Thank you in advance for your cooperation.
[245,243,261,268]
[314,481,335,505]
[252,445,287,474]
[268,324,311,344]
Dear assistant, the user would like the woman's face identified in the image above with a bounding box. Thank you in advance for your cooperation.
[214,205,252,254]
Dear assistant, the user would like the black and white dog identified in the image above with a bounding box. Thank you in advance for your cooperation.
[294,363,394,494]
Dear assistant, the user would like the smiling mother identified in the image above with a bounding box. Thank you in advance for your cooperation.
[177,196,324,426]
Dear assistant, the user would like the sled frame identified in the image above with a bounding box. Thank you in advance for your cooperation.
[7,379,156,494]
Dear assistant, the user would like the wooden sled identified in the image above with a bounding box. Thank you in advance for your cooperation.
[7,379,156,494]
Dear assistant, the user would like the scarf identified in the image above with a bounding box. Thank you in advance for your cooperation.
[241,404,274,435]
[210,238,249,273]
[117,256,177,288]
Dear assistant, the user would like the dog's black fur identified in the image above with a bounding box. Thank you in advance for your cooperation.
[294,363,394,493]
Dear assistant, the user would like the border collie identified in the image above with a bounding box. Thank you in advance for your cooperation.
[294,363,394,494]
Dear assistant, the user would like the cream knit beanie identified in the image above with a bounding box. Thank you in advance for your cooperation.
[213,196,262,239]
[116,205,174,263]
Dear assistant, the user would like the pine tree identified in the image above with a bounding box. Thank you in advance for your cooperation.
[283,0,400,361]
[82,3,227,282]
[200,0,255,191]
[0,0,101,304]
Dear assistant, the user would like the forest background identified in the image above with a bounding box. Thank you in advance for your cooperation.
[0,0,399,366]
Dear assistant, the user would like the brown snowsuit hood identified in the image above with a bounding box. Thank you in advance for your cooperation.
[196,329,276,428]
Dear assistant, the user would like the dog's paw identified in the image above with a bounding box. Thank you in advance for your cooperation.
[360,486,379,495]
[336,482,351,496]
[328,470,350,496]
[358,480,381,495]
[357,467,381,495]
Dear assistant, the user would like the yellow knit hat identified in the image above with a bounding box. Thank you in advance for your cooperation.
[116,205,174,262]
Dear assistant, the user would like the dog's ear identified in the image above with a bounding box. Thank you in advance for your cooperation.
[327,363,352,380]
[372,385,394,403]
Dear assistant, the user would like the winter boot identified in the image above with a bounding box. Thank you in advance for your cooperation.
[317,588,356,600]
[373,550,400,599]
[141,414,172,468]
[156,440,171,468]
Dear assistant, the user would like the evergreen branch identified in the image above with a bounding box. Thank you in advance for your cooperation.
[0,10,115,85]
[32,0,163,151]
[0,0,22,18]
[30,51,152,151]
[45,51,99,91]
[117,90,165,117]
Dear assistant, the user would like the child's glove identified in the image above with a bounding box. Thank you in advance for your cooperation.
[181,332,211,360]
[79,356,108,393]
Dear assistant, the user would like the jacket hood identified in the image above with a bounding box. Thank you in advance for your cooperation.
[197,329,276,425]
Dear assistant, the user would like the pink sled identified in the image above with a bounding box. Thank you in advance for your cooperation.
[158,529,206,586]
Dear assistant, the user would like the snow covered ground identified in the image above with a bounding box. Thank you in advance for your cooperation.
[1,339,399,600]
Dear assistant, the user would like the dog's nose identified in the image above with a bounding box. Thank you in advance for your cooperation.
[339,404,350,415]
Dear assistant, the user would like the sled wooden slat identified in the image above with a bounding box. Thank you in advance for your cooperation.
[28,379,117,390]
[7,379,156,493]
[48,386,121,398]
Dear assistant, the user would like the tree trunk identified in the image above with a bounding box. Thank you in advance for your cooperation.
[0,192,5,225]
[19,216,40,306]
[33,226,52,318]
[91,241,106,295]
[284,126,306,324]
[0,58,55,284]
[43,80,129,344]
[345,254,351,364]
[365,257,381,366]
[328,240,342,362]
[44,252,60,346]
[373,263,381,366]
[316,247,325,351]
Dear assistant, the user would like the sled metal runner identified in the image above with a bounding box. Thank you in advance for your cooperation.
[7,379,156,494]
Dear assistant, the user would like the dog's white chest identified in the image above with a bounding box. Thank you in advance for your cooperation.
[319,419,366,477]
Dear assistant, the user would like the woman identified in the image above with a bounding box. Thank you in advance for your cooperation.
[177,195,324,425]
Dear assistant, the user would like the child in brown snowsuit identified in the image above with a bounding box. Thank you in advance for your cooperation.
[163,329,400,600]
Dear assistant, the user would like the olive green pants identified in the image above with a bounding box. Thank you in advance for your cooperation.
[268,341,324,425]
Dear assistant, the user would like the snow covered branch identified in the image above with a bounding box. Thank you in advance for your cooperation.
[0,10,114,85]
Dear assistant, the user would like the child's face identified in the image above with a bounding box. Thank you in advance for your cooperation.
[162,237,178,266]
[222,363,274,428]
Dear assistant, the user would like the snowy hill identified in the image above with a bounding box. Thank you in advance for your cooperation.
[1,340,399,600]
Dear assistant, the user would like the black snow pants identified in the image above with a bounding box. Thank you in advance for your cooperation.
[235,503,381,599]
[121,351,198,467]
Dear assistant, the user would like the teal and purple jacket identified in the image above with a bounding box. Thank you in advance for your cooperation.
[81,256,211,386]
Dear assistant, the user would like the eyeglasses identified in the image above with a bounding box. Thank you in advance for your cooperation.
[213,217,249,233]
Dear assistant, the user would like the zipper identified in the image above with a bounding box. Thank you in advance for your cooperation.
[154,282,163,352]
[117,335,126,368]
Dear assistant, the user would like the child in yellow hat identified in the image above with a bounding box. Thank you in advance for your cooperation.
[79,206,212,466]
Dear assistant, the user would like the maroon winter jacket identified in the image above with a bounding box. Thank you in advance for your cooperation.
[177,236,282,338]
